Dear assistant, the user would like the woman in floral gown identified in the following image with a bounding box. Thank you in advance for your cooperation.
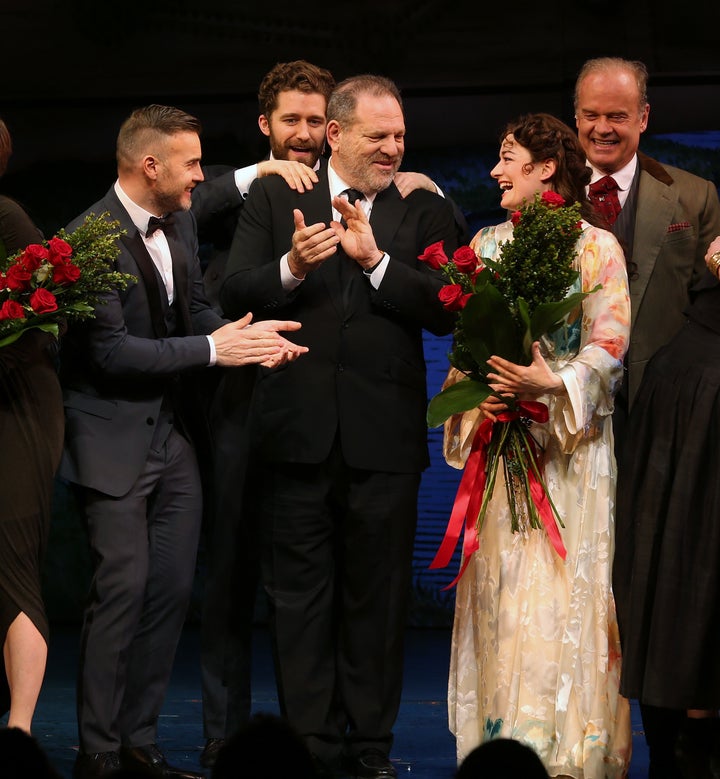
[442,114,632,777]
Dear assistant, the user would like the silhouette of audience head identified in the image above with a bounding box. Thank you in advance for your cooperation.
[0,727,63,778]
[211,712,317,779]
[455,738,549,778]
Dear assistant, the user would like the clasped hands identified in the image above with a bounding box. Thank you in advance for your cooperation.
[211,312,308,369]
[480,342,564,422]
[287,196,383,279]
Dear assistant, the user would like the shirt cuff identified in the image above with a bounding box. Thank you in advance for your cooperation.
[363,252,390,287]
[280,253,304,291]
[234,164,259,199]
[206,335,217,366]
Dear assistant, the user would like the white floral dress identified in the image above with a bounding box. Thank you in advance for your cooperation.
[444,221,632,778]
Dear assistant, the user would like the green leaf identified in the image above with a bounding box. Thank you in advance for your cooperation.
[63,302,96,313]
[426,377,492,428]
[529,286,600,341]
[460,282,522,367]
[0,322,59,349]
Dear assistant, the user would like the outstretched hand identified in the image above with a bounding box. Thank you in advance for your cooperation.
[211,313,308,368]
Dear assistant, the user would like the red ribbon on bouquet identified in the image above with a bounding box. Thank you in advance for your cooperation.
[430,400,566,589]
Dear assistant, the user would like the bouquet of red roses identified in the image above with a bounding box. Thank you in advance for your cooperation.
[420,191,597,584]
[0,212,135,348]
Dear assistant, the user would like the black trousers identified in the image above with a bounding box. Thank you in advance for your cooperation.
[77,426,202,752]
[200,367,260,739]
[258,440,421,764]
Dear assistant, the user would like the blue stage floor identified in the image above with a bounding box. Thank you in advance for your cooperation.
[20,624,649,778]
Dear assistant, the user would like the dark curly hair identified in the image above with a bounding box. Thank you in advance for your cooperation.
[258,60,335,118]
[499,113,602,229]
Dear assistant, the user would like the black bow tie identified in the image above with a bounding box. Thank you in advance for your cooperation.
[146,214,175,236]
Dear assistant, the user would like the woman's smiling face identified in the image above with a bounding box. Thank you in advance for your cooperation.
[490,133,552,211]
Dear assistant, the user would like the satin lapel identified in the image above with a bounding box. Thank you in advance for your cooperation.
[165,230,194,335]
[630,168,678,328]
[121,232,168,337]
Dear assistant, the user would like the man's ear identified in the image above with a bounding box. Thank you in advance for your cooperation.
[143,155,159,180]
[258,115,271,138]
[326,120,341,150]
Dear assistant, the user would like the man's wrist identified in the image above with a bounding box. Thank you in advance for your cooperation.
[710,251,720,278]
[363,250,386,274]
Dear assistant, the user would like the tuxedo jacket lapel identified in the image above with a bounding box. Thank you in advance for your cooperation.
[166,230,194,335]
[121,232,169,337]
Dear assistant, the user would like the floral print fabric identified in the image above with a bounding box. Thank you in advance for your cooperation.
[444,222,632,778]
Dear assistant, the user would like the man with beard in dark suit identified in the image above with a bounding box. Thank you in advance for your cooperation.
[189,60,335,771]
[221,74,464,779]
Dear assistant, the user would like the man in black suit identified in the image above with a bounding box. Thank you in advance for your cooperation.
[58,104,306,779]
[220,74,462,779]
[192,61,469,771]
[189,60,335,770]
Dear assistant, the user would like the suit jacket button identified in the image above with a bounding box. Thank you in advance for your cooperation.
[337,364,344,372]
[146,417,155,425]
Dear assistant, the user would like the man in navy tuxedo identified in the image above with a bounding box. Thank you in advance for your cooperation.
[59,104,305,779]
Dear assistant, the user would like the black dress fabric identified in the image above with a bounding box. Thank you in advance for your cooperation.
[0,329,64,715]
[614,280,720,709]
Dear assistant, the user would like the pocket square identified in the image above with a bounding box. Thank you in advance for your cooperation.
[667,222,691,233]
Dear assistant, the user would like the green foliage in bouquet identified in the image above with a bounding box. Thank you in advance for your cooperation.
[0,212,135,348]
[423,191,597,428]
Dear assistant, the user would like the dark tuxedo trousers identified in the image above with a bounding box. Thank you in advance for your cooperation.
[59,187,227,752]
[220,161,461,760]
[76,422,202,752]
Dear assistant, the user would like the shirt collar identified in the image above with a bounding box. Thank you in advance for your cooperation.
[114,181,163,236]
[589,155,638,192]
[327,158,377,205]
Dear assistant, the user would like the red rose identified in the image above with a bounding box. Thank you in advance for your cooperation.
[452,246,478,274]
[541,191,565,208]
[48,237,73,259]
[0,299,26,321]
[438,284,471,311]
[18,243,48,273]
[5,263,33,291]
[418,241,448,270]
[52,261,81,285]
[511,211,522,225]
[29,287,58,314]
